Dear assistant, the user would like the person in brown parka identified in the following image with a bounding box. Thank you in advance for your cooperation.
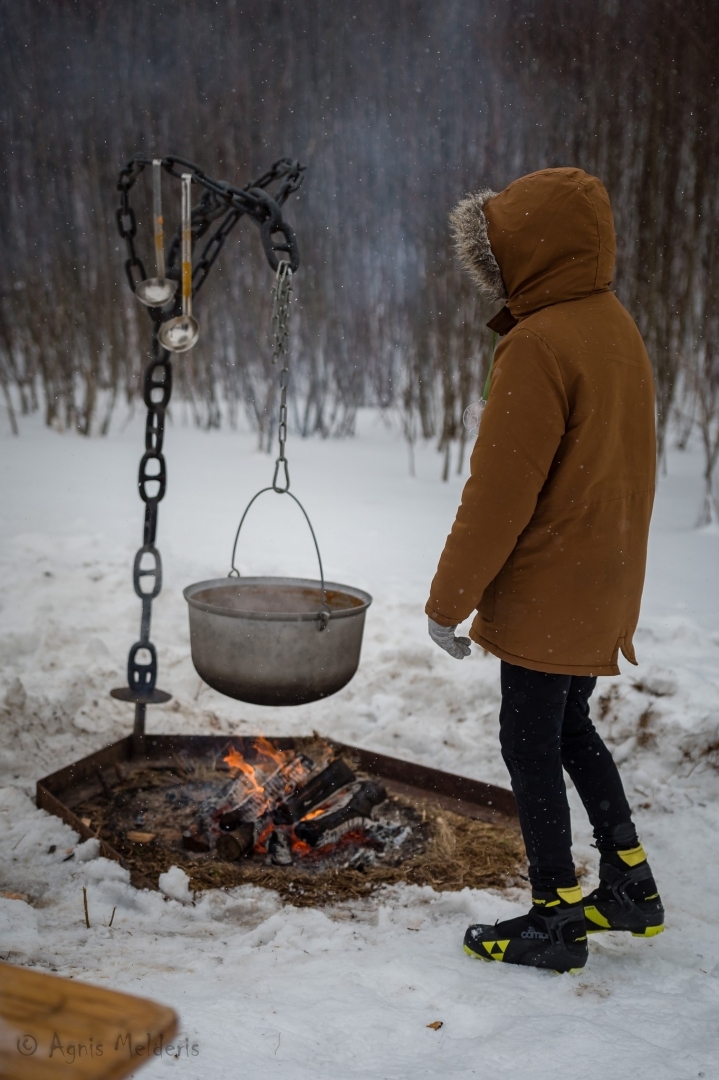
[426,168,664,972]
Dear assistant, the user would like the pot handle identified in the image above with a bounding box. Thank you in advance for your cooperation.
[228,487,330,631]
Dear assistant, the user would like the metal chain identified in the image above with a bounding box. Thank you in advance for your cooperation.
[125,328,171,700]
[112,157,303,722]
[117,155,304,319]
[117,167,146,293]
[229,261,330,630]
[271,261,293,493]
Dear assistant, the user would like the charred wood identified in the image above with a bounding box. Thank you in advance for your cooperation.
[215,823,255,862]
[295,781,387,847]
[273,758,356,825]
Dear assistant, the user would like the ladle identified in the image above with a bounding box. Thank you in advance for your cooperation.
[135,160,178,309]
[463,330,499,434]
[158,173,200,353]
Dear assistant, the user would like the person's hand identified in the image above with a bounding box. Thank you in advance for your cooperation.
[428,617,471,659]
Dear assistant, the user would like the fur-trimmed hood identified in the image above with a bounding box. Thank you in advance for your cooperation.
[449,189,507,303]
[450,168,616,317]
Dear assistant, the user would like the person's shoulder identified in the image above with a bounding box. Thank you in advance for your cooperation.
[497,319,558,360]
[521,292,642,341]
[518,292,651,369]
[494,322,563,386]
[521,290,615,323]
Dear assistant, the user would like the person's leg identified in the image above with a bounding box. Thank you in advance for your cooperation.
[560,675,638,851]
[464,661,588,972]
[561,676,664,937]
[498,660,576,889]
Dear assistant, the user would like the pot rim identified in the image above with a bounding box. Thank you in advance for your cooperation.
[183,575,373,622]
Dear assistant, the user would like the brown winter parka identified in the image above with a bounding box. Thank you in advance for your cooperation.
[425,167,656,676]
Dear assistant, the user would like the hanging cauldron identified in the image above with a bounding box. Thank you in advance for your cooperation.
[184,576,371,706]
[184,488,372,708]
[184,264,372,707]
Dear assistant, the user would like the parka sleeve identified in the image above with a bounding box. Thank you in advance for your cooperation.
[425,328,568,627]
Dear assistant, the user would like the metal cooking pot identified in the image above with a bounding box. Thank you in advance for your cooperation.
[184,576,372,706]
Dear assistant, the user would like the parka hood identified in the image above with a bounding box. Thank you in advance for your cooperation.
[449,189,507,303]
[452,167,616,317]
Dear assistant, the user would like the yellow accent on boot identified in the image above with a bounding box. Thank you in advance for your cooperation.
[482,939,510,961]
[617,844,647,867]
[583,904,612,930]
[464,943,492,961]
[632,924,664,938]
[556,885,583,905]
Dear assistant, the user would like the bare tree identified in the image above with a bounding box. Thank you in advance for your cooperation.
[0,0,717,498]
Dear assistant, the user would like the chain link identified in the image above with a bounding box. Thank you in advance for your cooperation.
[271,262,293,493]
[126,332,171,697]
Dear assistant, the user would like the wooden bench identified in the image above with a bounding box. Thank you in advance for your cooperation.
[0,961,178,1080]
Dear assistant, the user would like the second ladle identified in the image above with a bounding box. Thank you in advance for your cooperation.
[158,172,199,353]
[135,159,178,309]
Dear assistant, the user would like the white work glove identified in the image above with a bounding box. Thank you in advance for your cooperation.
[428,617,471,659]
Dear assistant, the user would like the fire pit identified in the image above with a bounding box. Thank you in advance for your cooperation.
[37,735,523,906]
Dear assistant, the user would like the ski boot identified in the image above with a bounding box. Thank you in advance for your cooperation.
[583,844,664,937]
[464,884,588,973]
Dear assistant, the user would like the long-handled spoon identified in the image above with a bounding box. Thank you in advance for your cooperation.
[135,160,178,308]
[158,173,200,352]
[463,331,499,434]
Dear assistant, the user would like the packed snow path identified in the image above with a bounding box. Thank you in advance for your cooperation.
[1,411,718,1079]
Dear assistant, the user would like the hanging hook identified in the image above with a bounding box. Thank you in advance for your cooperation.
[272,457,291,493]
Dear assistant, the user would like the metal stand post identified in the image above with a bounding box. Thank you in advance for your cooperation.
[110,153,303,747]
[133,702,146,755]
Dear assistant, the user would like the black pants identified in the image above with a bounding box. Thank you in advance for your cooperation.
[499,661,638,891]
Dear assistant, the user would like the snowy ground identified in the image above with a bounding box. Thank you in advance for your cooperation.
[1,407,718,1079]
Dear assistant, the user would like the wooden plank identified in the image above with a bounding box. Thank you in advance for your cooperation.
[0,962,177,1080]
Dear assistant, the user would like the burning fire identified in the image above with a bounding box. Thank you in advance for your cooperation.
[216,738,382,864]
[223,746,265,797]
[253,736,290,767]
[221,739,326,851]
[224,737,291,776]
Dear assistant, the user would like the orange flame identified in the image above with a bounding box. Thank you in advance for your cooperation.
[223,746,264,797]
[253,736,289,768]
